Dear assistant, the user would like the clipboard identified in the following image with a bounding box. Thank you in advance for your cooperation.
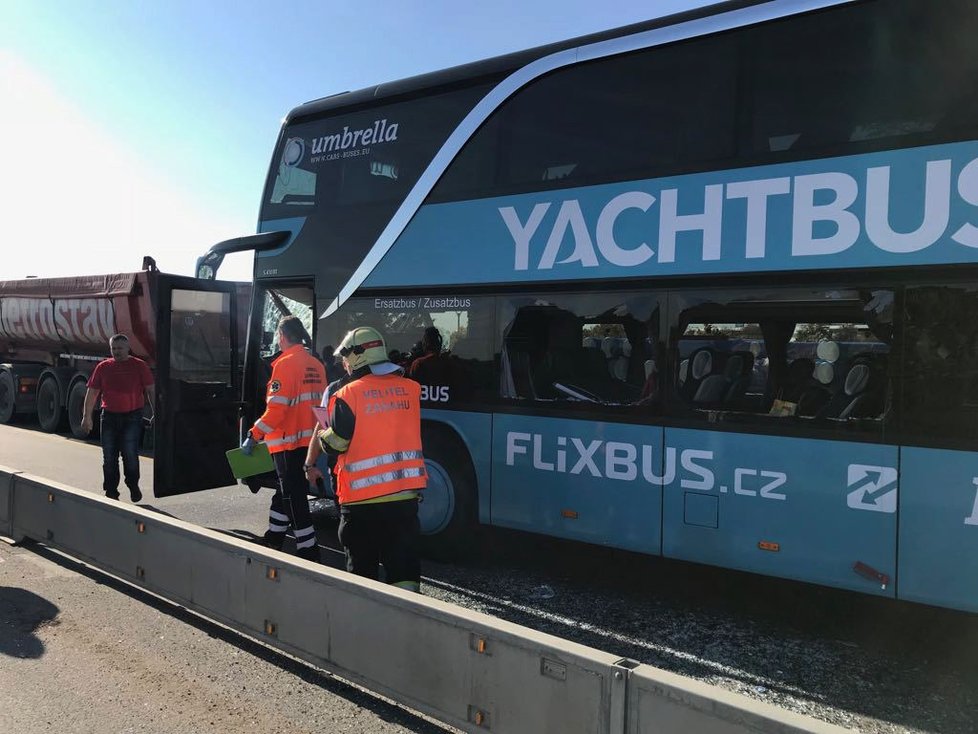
[312,406,330,427]
[225,443,274,479]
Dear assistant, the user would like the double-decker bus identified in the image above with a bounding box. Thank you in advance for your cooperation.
[171,0,978,612]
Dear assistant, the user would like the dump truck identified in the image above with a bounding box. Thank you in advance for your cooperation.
[0,261,251,495]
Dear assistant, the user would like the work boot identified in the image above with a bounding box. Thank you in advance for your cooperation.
[105,491,120,500]
[296,545,320,563]
[263,530,286,551]
[130,487,142,503]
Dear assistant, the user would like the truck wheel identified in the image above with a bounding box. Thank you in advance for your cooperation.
[37,378,66,433]
[67,381,90,439]
[419,426,478,560]
[0,371,14,424]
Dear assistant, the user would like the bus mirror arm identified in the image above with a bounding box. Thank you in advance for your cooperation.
[195,231,291,279]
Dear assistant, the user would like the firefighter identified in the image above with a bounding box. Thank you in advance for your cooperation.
[241,315,326,562]
[304,326,426,591]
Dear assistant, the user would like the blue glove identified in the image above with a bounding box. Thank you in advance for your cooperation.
[240,433,257,456]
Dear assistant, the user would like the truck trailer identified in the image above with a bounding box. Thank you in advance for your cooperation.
[0,261,251,496]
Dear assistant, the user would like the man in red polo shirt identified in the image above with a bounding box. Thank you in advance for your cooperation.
[81,334,155,502]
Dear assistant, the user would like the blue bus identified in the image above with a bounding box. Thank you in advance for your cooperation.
[177,0,978,612]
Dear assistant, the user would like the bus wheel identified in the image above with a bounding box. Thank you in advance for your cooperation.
[67,381,91,439]
[36,377,65,433]
[419,426,478,560]
[0,371,15,424]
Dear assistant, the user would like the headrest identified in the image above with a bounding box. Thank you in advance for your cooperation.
[602,337,615,358]
[844,363,870,396]
[691,349,713,380]
[816,340,840,363]
[814,361,834,385]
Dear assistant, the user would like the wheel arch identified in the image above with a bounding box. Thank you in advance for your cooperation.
[418,416,485,557]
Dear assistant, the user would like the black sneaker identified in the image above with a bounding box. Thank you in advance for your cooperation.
[296,545,320,563]
[130,488,143,503]
[263,530,286,551]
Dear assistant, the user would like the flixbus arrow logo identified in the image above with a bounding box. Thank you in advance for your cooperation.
[846,464,898,513]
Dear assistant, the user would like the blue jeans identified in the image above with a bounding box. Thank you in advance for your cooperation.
[100,410,142,497]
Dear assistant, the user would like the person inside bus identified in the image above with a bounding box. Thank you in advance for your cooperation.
[320,344,345,383]
[408,326,452,388]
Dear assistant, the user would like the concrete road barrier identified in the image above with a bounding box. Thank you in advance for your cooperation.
[0,464,849,734]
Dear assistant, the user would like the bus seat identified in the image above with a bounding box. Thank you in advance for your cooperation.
[797,384,832,417]
[608,342,628,381]
[548,346,609,397]
[693,351,752,408]
[782,357,816,402]
[678,359,689,387]
[723,351,755,406]
[506,348,538,399]
[837,355,887,420]
[681,347,715,401]
[818,354,887,420]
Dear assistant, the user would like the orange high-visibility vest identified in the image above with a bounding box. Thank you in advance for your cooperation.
[332,373,426,504]
[252,345,326,454]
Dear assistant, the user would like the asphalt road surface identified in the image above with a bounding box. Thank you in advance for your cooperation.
[0,424,453,734]
[4,424,978,733]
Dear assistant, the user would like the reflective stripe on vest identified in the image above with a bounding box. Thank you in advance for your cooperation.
[350,465,426,491]
[333,374,426,504]
[267,391,323,407]
[346,450,424,473]
[266,429,315,448]
[252,345,327,453]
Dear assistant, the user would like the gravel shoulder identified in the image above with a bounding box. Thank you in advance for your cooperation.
[413,529,978,734]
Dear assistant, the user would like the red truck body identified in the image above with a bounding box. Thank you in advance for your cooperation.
[0,271,157,366]
[0,269,250,441]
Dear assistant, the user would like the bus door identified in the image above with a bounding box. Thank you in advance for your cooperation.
[239,282,317,491]
[153,276,244,496]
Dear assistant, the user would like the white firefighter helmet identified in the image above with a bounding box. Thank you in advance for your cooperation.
[334,326,388,371]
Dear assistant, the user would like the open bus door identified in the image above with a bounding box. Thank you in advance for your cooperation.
[153,275,247,496]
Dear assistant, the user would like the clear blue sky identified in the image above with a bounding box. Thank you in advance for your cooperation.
[1,0,716,281]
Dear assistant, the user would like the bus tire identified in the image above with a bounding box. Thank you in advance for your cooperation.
[67,380,91,439]
[419,425,478,560]
[0,371,15,424]
[37,377,66,433]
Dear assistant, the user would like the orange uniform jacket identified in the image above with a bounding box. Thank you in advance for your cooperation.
[252,345,326,453]
[330,373,426,504]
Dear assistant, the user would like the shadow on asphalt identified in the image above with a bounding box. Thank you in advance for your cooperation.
[17,541,450,734]
[0,586,59,659]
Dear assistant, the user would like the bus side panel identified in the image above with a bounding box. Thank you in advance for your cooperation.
[421,408,493,524]
[663,428,897,598]
[898,447,978,612]
[491,414,663,555]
